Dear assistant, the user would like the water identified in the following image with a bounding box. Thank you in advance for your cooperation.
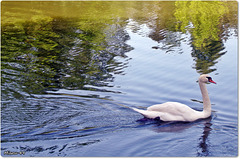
[1,1,238,157]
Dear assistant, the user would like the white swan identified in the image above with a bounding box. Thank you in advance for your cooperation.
[132,74,216,122]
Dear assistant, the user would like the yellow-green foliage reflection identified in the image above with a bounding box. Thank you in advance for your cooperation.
[175,1,228,49]
[174,1,237,74]
[1,1,238,96]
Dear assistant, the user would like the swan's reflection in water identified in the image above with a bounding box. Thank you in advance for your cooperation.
[137,116,213,156]
[197,117,212,156]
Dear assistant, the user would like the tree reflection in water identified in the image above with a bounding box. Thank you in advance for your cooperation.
[1,1,237,97]
[174,1,231,74]
[1,13,133,98]
[129,1,236,74]
[191,40,226,74]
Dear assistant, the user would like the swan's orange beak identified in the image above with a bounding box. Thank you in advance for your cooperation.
[209,79,216,84]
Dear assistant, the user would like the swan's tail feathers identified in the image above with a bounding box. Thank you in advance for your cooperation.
[131,107,145,114]
[131,107,159,119]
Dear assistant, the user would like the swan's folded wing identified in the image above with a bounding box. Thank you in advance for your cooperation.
[146,102,200,121]
[147,102,191,114]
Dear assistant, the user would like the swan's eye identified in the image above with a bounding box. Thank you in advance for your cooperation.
[206,77,212,81]
[206,77,216,84]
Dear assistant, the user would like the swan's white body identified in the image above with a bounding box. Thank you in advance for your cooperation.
[132,74,216,122]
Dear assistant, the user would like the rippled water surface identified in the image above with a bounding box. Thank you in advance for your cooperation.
[1,1,238,157]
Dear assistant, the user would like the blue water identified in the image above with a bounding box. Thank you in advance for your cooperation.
[1,2,238,157]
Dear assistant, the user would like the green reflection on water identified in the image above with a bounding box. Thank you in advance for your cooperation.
[1,1,237,97]
[175,1,237,74]
[175,1,228,48]
[1,1,134,98]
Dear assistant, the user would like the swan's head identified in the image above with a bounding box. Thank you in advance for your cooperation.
[199,74,216,84]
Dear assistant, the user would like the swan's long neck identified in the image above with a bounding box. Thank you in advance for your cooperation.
[199,82,211,117]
